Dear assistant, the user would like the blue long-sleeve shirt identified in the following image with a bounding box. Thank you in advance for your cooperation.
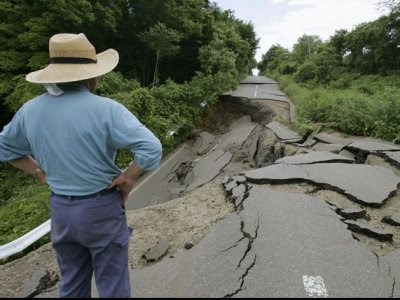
[0,84,162,196]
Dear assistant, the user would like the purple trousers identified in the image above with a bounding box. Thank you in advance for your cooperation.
[50,189,132,298]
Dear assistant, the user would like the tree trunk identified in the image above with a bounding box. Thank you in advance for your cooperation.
[153,50,160,87]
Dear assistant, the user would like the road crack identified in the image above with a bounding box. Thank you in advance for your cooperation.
[238,217,260,268]
[390,275,396,298]
[222,214,260,298]
[220,237,246,254]
[223,255,257,298]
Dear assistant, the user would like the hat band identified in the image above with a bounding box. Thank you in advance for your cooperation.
[50,57,97,64]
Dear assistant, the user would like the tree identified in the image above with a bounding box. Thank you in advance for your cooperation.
[0,0,257,118]
[198,38,237,75]
[139,22,182,87]
[292,35,322,64]
[310,44,342,83]
[329,29,349,57]
[257,44,291,74]
[294,61,318,83]
[378,0,400,12]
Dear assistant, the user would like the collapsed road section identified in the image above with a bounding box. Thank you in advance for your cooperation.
[126,115,258,210]
[4,76,400,298]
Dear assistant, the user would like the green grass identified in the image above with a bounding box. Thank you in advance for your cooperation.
[270,72,400,143]
[0,163,51,264]
[0,183,50,245]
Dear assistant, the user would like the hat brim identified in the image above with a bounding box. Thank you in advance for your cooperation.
[26,49,119,84]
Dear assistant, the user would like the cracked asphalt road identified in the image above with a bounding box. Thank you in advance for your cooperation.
[8,76,400,298]
[131,188,396,298]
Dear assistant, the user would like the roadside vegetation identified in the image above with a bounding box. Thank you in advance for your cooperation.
[0,0,258,263]
[258,0,400,142]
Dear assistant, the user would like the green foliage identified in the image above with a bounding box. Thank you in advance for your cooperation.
[272,73,400,143]
[278,61,298,75]
[139,22,183,86]
[0,183,50,246]
[259,6,400,84]
[198,38,237,75]
[0,163,51,264]
[139,22,182,58]
[292,35,322,64]
[4,75,45,112]
[310,44,342,83]
[0,0,253,262]
[294,61,318,83]
[96,72,141,96]
[258,44,291,74]
[0,163,36,205]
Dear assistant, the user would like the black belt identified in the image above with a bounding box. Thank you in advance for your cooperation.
[51,187,119,200]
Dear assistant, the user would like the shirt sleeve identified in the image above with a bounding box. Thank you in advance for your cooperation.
[0,106,32,161]
[111,102,162,171]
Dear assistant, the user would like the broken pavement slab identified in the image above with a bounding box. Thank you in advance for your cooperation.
[132,189,394,298]
[313,133,353,145]
[379,151,400,169]
[244,163,400,207]
[187,150,233,191]
[336,208,367,220]
[275,151,354,165]
[267,121,302,142]
[16,269,48,298]
[142,240,170,262]
[214,115,257,152]
[312,143,346,153]
[296,136,318,148]
[127,144,193,210]
[186,116,256,191]
[191,131,215,155]
[346,140,400,153]
[236,189,393,298]
[129,115,256,207]
[224,179,239,194]
[246,129,260,162]
[132,213,254,298]
[338,149,356,160]
[16,269,59,298]
[382,215,400,227]
[344,220,393,242]
[223,177,251,209]
[229,76,297,122]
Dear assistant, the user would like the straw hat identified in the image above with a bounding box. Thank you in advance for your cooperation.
[26,33,119,83]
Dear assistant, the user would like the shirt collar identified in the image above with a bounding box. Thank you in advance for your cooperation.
[57,83,89,92]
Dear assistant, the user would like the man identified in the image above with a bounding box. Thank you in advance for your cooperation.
[0,33,163,298]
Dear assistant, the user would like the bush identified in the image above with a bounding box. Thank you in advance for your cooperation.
[96,72,141,96]
[4,75,44,112]
[278,61,298,75]
[294,61,318,83]
[0,183,50,246]
[271,71,400,143]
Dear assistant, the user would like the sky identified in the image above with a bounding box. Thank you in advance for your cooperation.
[213,0,389,62]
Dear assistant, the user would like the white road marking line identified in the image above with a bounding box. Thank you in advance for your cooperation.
[254,85,258,98]
[303,275,329,298]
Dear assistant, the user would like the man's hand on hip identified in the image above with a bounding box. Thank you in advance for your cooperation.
[37,169,48,185]
[108,162,143,203]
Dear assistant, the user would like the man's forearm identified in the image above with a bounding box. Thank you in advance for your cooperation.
[123,161,143,182]
[10,156,39,177]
